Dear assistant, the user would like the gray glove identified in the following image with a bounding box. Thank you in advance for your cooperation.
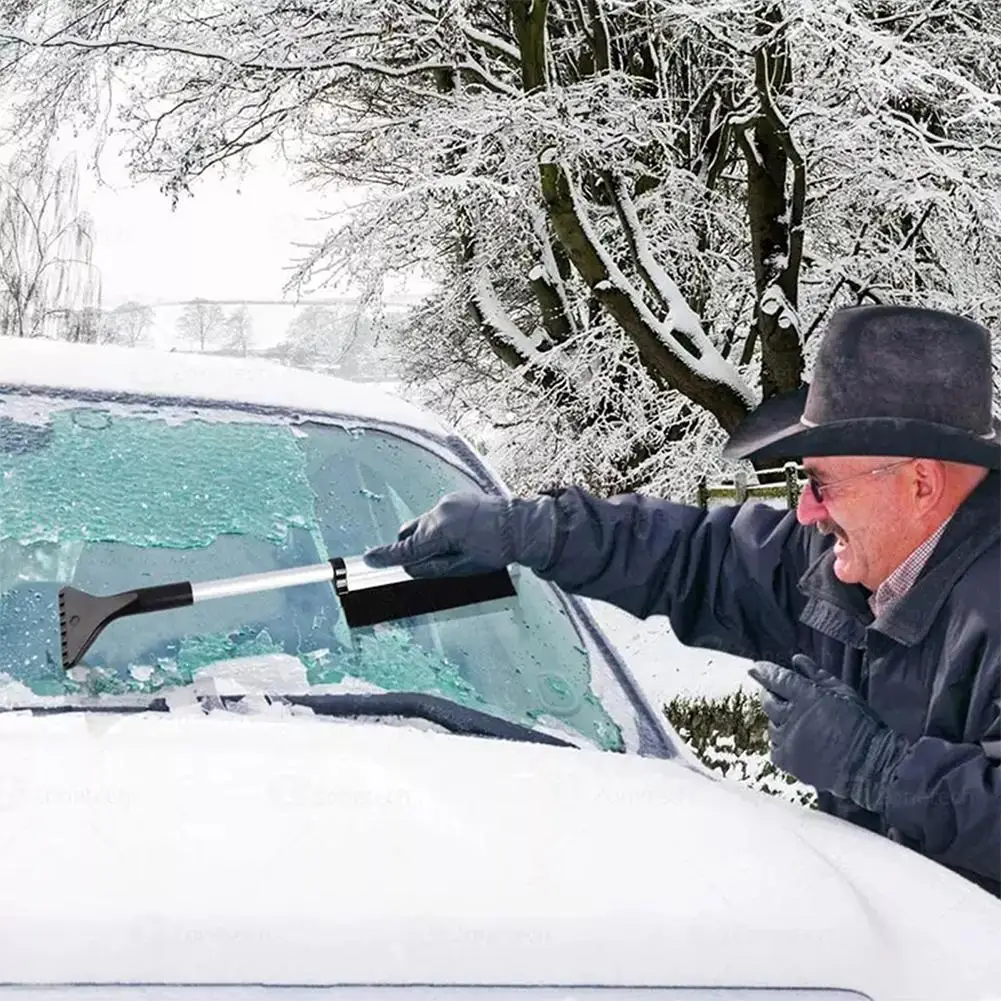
[749,653,911,813]
[363,491,559,578]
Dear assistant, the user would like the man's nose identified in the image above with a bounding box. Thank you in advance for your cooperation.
[796,483,827,525]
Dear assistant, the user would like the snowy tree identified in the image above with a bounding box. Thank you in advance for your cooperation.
[0,155,101,340]
[276,305,348,371]
[105,300,154,347]
[223,304,253,357]
[59,304,102,344]
[175,298,224,352]
[337,310,405,381]
[2,2,999,495]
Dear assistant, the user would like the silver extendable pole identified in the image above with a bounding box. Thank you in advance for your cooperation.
[189,555,418,605]
[191,562,335,603]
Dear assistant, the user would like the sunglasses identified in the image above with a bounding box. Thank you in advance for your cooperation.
[805,459,914,503]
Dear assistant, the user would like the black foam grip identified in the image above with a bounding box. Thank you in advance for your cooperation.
[338,569,516,628]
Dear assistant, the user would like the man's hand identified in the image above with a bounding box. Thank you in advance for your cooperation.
[363,491,559,578]
[748,653,911,813]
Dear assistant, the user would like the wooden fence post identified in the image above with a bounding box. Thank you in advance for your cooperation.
[734,468,748,504]
[697,477,708,509]
[784,461,801,509]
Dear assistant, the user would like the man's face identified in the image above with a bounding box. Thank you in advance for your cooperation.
[796,455,915,590]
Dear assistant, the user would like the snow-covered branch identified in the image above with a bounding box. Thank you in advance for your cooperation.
[0,27,523,96]
[471,267,552,366]
[564,169,754,407]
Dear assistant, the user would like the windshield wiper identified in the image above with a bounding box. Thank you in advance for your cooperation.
[0,691,574,748]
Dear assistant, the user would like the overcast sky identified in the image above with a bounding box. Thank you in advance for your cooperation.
[1,119,430,339]
[78,158,349,308]
[0,88,393,310]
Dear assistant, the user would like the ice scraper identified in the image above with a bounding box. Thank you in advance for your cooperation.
[57,556,516,670]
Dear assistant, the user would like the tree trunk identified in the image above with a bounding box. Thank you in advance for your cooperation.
[739,3,805,400]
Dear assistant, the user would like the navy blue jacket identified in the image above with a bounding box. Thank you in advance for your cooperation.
[536,472,1000,894]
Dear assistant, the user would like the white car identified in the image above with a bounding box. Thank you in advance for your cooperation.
[0,336,999,1001]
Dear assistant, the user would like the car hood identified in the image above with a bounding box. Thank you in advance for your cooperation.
[0,710,998,997]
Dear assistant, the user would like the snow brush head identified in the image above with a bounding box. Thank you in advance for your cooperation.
[58,582,194,670]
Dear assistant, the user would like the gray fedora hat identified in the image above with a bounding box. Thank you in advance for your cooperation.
[722,304,1001,470]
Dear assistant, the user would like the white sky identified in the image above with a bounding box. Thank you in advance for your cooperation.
[78,157,351,308]
[0,139,429,347]
[49,144,433,350]
[0,122,425,310]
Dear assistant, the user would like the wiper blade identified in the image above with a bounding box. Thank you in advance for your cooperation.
[294,693,573,746]
[0,691,573,748]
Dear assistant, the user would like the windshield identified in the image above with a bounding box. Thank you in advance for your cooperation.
[0,389,658,754]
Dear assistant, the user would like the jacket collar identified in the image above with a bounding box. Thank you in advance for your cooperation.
[797,471,1000,647]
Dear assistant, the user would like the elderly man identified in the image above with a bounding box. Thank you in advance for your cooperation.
[365,305,1000,895]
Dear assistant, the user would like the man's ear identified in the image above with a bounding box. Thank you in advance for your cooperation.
[911,459,946,513]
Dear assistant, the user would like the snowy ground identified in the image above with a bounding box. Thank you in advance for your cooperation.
[583,598,754,709]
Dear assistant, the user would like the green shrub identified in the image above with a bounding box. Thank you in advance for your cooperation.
[664,690,817,810]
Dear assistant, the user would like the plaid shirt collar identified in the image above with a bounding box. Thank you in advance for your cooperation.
[868,517,952,619]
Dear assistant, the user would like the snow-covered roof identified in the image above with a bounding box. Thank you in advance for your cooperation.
[0,337,450,435]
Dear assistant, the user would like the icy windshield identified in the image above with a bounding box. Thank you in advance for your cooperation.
[0,392,628,751]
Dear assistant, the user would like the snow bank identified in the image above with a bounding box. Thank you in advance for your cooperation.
[585,598,754,706]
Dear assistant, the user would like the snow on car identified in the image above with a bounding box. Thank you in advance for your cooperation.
[1,336,999,1000]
